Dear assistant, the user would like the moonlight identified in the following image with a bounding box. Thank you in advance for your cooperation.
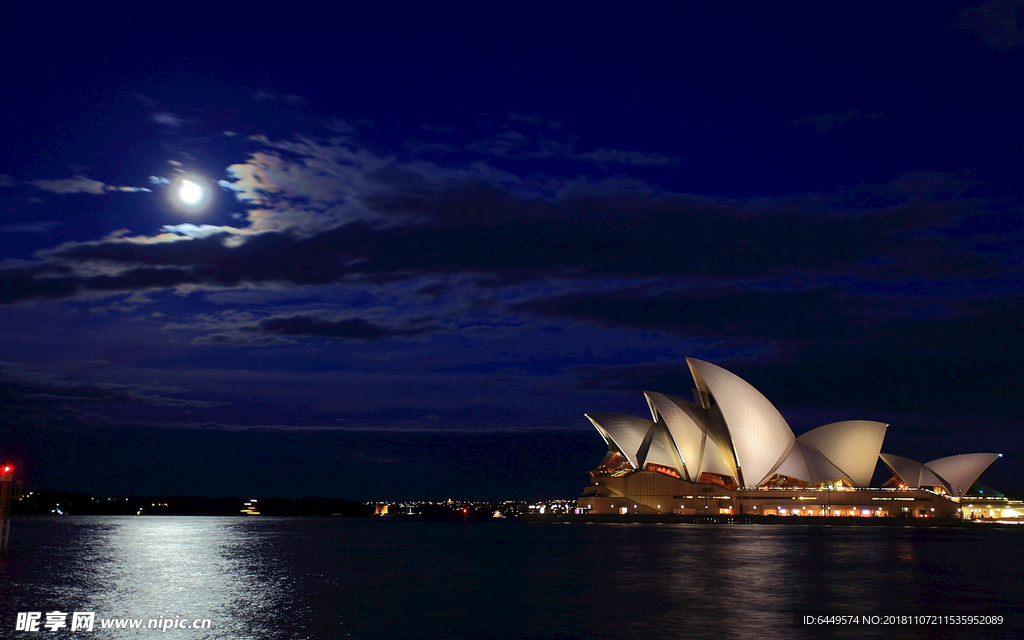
[170,175,211,213]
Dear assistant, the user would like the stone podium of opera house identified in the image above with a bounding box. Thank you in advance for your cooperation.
[578,358,1004,519]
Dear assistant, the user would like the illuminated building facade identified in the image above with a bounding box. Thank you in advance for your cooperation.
[578,358,1002,519]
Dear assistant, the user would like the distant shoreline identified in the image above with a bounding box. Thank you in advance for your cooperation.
[521,513,1024,528]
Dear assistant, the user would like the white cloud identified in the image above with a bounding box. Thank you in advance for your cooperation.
[161,224,240,239]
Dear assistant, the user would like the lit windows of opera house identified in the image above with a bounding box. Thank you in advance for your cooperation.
[578,358,1006,519]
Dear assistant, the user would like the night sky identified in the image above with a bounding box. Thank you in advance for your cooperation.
[1,3,1022,500]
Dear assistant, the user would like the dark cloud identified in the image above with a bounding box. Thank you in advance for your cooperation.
[574,148,684,167]
[0,169,1009,305]
[506,112,563,131]
[564,292,1024,419]
[0,221,59,233]
[192,333,297,347]
[507,112,544,125]
[840,171,986,205]
[250,315,431,341]
[512,285,857,341]
[0,363,226,422]
[465,129,682,167]
[403,139,462,156]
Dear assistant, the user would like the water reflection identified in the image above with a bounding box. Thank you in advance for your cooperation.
[1,517,296,639]
[574,524,1022,640]
[1,518,1021,640]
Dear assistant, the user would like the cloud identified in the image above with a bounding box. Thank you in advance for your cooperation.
[507,112,562,130]
[466,130,536,157]
[252,89,304,102]
[0,158,1005,307]
[162,304,443,346]
[188,313,436,346]
[512,285,858,341]
[217,136,534,237]
[160,223,242,239]
[881,171,985,199]
[789,109,884,133]
[952,0,1024,51]
[0,221,59,233]
[839,171,986,206]
[575,148,684,167]
[106,185,152,193]
[507,112,544,125]
[0,127,1011,331]
[30,176,106,195]
[151,111,186,127]
[465,129,683,167]
[133,93,192,131]
[192,333,297,347]
[217,144,404,236]
[523,282,1024,422]
[28,176,151,195]
[0,363,227,420]
[251,315,431,340]
[402,139,462,156]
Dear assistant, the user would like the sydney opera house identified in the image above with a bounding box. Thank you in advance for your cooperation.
[578,358,1005,519]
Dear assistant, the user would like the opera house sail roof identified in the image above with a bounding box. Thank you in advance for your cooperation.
[583,358,1000,492]
[879,452,1002,498]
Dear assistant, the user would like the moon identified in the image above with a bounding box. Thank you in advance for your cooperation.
[171,175,212,213]
[178,179,202,205]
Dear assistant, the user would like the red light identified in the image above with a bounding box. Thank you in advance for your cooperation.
[462,508,468,514]
[2,465,11,474]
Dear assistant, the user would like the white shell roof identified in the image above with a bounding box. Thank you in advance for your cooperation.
[638,420,687,476]
[879,453,946,489]
[686,358,795,487]
[925,453,1001,498]
[585,413,653,469]
[699,429,740,480]
[772,442,810,482]
[798,420,887,487]
[800,441,855,484]
[584,359,999,495]
[644,391,707,482]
